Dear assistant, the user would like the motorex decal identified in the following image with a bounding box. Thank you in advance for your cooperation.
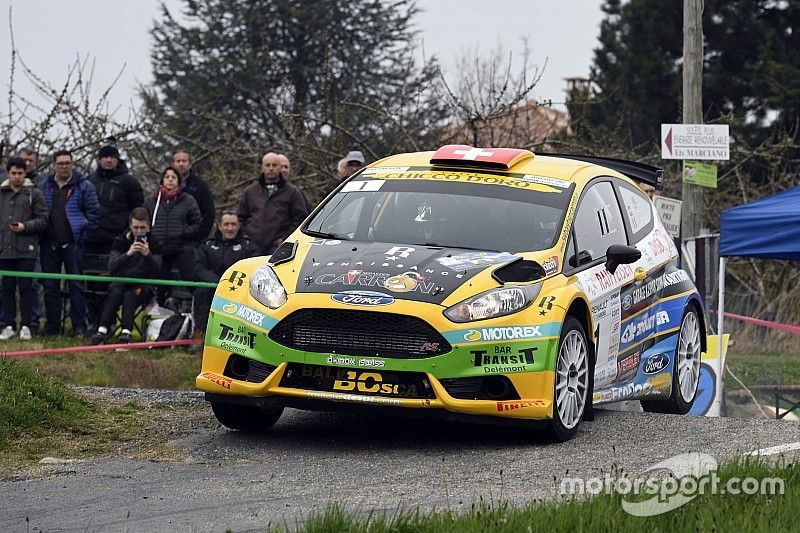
[211,295,279,331]
[443,322,562,344]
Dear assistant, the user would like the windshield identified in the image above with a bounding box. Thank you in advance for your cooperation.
[304,174,573,253]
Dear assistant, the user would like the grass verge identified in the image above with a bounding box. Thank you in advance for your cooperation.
[1,336,200,389]
[292,458,798,532]
[0,359,209,472]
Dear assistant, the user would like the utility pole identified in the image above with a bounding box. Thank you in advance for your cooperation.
[681,0,703,242]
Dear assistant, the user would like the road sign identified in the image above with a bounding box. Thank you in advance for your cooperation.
[653,196,682,238]
[683,161,718,188]
[661,124,729,160]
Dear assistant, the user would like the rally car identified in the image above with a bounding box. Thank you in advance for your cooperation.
[197,145,706,441]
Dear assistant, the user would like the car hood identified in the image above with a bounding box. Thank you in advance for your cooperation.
[293,240,519,304]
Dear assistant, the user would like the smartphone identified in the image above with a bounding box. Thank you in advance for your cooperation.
[9,220,20,228]
[135,235,147,243]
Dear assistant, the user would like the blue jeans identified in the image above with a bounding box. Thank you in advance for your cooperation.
[41,242,87,333]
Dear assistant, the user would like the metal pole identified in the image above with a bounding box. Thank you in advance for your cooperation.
[681,0,704,246]
[713,256,726,417]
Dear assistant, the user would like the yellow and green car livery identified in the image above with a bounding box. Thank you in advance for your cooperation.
[197,145,706,441]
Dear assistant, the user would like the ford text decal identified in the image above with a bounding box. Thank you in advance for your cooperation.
[331,290,395,306]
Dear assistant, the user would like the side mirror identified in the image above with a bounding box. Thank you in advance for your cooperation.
[605,244,641,275]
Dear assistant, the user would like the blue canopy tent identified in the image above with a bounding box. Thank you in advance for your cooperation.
[716,185,800,416]
[720,185,800,260]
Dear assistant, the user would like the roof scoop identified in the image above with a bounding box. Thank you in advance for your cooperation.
[430,145,534,170]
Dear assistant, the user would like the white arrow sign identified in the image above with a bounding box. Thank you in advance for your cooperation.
[661,124,729,160]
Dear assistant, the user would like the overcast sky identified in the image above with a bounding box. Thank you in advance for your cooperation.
[0,0,604,125]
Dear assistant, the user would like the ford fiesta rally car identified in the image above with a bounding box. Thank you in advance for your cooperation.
[197,145,707,441]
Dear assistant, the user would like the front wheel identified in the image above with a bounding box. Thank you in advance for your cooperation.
[641,305,702,414]
[211,402,284,432]
[548,317,591,442]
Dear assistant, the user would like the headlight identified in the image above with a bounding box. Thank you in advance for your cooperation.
[444,284,541,323]
[249,264,287,309]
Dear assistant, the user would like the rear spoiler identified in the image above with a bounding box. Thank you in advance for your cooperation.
[545,153,664,191]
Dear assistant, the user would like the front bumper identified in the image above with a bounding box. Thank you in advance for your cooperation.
[197,354,556,421]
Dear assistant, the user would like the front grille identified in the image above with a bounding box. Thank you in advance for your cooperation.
[280,363,435,399]
[268,309,451,358]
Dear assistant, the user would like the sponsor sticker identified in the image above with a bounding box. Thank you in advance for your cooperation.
[464,326,542,342]
[520,175,572,188]
[437,251,516,271]
[496,400,547,412]
[643,353,670,375]
[341,179,385,192]
[331,290,395,306]
[216,322,257,354]
[471,346,536,374]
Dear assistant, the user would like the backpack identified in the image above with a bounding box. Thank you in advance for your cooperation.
[155,313,194,342]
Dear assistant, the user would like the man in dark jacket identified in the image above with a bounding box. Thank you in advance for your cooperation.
[0,158,48,341]
[193,210,260,336]
[238,152,308,255]
[39,150,100,336]
[91,207,162,345]
[85,144,144,330]
[172,150,215,242]
[86,144,144,255]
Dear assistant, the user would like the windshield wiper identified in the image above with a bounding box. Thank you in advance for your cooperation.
[411,242,503,253]
[303,229,348,240]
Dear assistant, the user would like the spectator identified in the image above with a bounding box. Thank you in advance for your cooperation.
[11,147,44,333]
[192,210,259,341]
[91,207,163,345]
[144,166,202,304]
[0,158,48,341]
[86,144,144,255]
[172,150,215,242]
[277,153,291,179]
[18,147,42,186]
[85,144,145,331]
[238,152,308,255]
[335,158,349,180]
[39,150,99,337]
[343,150,365,176]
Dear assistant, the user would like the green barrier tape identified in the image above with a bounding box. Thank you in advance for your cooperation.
[0,269,218,288]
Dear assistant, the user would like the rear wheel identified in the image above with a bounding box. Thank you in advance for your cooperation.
[641,305,701,414]
[548,317,591,442]
[210,402,284,432]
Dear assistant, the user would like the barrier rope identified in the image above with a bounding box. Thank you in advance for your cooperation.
[720,311,800,336]
[0,270,217,288]
[0,338,199,358]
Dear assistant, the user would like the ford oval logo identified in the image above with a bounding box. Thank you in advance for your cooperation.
[622,294,633,311]
[332,290,394,306]
[643,353,669,374]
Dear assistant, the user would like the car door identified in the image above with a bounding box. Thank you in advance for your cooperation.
[564,179,631,390]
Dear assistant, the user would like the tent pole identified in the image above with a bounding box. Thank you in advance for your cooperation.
[713,256,726,416]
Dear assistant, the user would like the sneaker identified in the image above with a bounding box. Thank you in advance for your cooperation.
[116,331,132,344]
[0,326,16,340]
[91,331,109,345]
[73,329,87,339]
[19,326,32,341]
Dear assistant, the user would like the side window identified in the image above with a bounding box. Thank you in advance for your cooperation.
[617,183,654,243]
[572,181,627,262]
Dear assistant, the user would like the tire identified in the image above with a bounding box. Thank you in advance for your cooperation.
[548,316,591,442]
[641,305,702,415]
[211,401,284,432]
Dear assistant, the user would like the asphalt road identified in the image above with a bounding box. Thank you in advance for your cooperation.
[1,392,798,533]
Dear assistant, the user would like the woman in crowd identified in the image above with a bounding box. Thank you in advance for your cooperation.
[144,166,201,303]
